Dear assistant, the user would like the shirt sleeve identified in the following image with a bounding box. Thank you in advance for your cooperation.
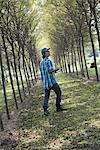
[47,59,54,73]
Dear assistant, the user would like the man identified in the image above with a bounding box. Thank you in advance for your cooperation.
[39,47,64,116]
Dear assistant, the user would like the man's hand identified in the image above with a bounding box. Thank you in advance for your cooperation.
[49,68,60,74]
[53,68,60,73]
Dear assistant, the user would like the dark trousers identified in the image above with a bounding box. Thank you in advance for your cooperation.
[43,83,61,111]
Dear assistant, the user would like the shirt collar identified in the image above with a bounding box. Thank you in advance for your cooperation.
[44,57,49,60]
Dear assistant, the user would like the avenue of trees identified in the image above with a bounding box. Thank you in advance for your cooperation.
[0,0,39,130]
[39,0,100,80]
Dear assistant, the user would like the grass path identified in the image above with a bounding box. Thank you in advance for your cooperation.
[0,73,100,150]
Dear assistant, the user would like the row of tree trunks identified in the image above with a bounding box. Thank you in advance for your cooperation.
[0,0,38,131]
[0,29,37,131]
[51,0,100,82]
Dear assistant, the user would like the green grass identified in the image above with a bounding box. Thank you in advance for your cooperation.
[14,73,100,150]
[0,80,27,112]
[87,67,100,78]
[86,56,100,78]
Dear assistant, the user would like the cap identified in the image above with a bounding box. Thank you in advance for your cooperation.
[41,48,50,55]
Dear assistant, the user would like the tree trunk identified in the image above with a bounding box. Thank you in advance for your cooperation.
[58,55,63,72]
[24,60,31,88]
[62,56,65,73]
[1,28,18,109]
[8,39,23,103]
[63,50,67,73]
[27,57,34,86]
[89,1,100,50]
[23,64,31,95]
[0,114,4,131]
[10,61,15,81]
[67,51,71,73]
[89,24,99,81]
[18,47,26,97]
[81,32,89,79]
[84,10,99,81]
[93,8,100,50]
[31,58,37,82]
[22,47,31,94]
[78,37,85,77]
[73,49,78,75]
[71,47,75,73]
[0,49,10,119]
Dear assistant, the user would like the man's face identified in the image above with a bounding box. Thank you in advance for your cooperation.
[45,50,50,57]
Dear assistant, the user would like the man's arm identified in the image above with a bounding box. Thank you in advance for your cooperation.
[47,60,59,74]
[48,68,59,73]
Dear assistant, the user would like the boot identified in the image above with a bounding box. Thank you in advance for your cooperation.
[43,106,50,116]
[44,111,50,116]
[56,105,65,112]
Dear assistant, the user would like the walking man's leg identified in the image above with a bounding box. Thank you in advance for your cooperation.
[52,83,63,111]
[43,89,50,115]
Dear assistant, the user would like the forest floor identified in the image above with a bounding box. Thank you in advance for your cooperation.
[0,73,100,150]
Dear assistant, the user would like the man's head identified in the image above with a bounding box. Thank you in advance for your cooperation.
[41,48,50,58]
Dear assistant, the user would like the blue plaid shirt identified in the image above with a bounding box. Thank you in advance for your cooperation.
[39,57,57,90]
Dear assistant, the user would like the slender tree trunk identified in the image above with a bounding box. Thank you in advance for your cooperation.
[31,58,37,82]
[67,51,71,73]
[73,49,78,75]
[29,41,38,84]
[60,56,63,72]
[8,39,23,103]
[0,49,10,119]
[4,68,9,83]
[10,61,15,80]
[63,50,67,73]
[61,56,65,73]
[22,47,31,94]
[58,55,63,72]
[0,114,4,131]
[14,17,26,96]
[88,24,99,81]
[89,1,100,50]
[24,60,31,88]
[93,8,100,50]
[18,47,26,97]
[23,64,31,95]
[71,47,75,73]
[81,32,89,79]
[78,37,85,77]
[63,54,67,73]
[27,57,34,86]
[85,10,99,81]
[76,44,82,73]
[1,28,18,109]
